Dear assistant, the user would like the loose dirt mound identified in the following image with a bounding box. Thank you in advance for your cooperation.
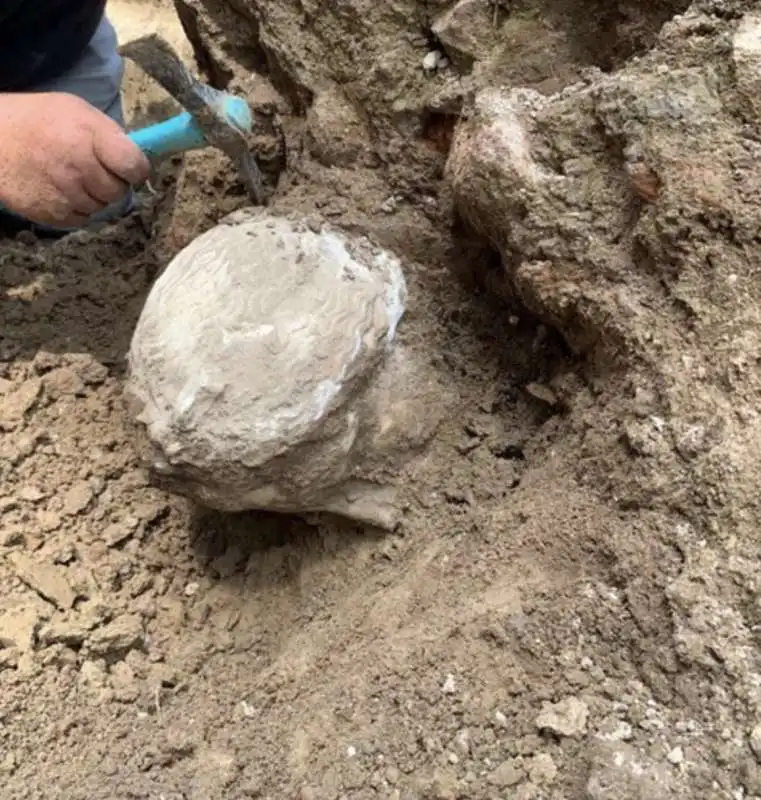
[2,0,761,798]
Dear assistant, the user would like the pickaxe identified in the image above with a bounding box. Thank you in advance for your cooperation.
[121,33,264,204]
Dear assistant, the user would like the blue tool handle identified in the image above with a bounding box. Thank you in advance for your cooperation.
[128,111,207,159]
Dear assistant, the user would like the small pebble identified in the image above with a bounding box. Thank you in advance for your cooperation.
[385,766,399,784]
[380,195,400,214]
[667,746,684,765]
[489,759,524,788]
[529,753,558,785]
[525,382,558,407]
[61,480,94,516]
[18,485,45,503]
[1,750,18,775]
[535,696,589,738]
[750,724,761,761]
[441,673,457,694]
[423,50,441,72]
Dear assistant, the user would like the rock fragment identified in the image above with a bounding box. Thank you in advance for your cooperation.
[489,759,524,788]
[210,545,244,579]
[68,354,109,386]
[535,696,589,738]
[39,618,90,648]
[61,480,94,516]
[126,209,451,530]
[86,615,144,658]
[109,661,140,703]
[445,56,730,357]
[78,659,112,703]
[431,0,501,71]
[36,509,62,533]
[190,748,239,791]
[667,745,684,765]
[732,15,761,122]
[525,382,558,407]
[42,367,86,399]
[17,485,45,503]
[529,753,558,785]
[750,724,761,762]
[8,552,75,610]
[585,741,682,800]
[306,85,373,167]
[0,599,47,651]
[422,49,448,73]
[103,518,139,548]
[488,710,506,730]
[0,750,18,775]
[0,379,41,430]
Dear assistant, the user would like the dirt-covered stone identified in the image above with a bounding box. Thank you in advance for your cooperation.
[126,208,450,529]
[2,0,761,798]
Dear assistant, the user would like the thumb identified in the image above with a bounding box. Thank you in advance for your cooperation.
[92,121,150,186]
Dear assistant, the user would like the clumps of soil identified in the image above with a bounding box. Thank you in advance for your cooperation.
[2,0,761,798]
[546,0,694,70]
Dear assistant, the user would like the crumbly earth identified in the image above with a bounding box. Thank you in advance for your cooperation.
[2,0,761,798]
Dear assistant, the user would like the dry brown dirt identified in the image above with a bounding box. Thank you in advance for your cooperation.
[3,0,761,798]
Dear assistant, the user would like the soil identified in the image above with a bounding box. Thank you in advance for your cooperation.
[1,0,761,799]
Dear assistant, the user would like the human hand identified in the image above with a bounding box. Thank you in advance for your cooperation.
[0,92,150,228]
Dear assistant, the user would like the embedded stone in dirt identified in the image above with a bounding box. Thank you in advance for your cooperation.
[732,15,761,122]
[750,724,761,762]
[39,617,90,648]
[126,208,450,530]
[306,85,375,168]
[535,696,589,738]
[86,614,144,658]
[190,748,239,792]
[61,480,95,517]
[0,378,41,431]
[445,49,739,358]
[42,367,86,400]
[431,0,502,72]
[8,552,76,611]
[529,753,558,785]
[489,758,524,788]
[585,741,684,800]
[0,599,47,652]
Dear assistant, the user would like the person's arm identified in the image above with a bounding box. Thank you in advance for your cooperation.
[0,91,149,227]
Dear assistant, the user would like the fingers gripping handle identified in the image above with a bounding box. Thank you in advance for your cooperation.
[0,111,209,234]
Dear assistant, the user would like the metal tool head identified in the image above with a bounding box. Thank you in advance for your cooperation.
[120,34,264,204]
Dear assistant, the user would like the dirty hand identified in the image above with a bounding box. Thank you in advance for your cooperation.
[0,92,150,228]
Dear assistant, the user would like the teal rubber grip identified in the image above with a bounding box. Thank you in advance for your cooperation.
[128,111,206,158]
[127,95,253,160]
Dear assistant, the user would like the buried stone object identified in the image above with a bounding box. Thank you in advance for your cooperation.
[125,208,447,529]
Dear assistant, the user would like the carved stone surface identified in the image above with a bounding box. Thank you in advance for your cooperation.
[126,208,445,529]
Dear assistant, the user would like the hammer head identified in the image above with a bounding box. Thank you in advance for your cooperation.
[120,34,264,204]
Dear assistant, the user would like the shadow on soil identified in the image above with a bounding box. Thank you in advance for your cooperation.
[189,506,389,587]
